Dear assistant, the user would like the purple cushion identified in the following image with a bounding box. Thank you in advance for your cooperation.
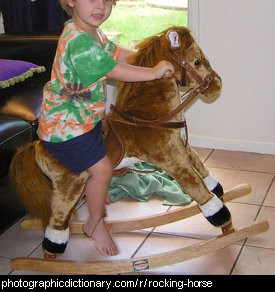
[0,59,45,88]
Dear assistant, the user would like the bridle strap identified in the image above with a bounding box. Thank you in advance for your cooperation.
[109,79,211,128]
[150,83,211,122]
[110,104,187,129]
[168,49,213,88]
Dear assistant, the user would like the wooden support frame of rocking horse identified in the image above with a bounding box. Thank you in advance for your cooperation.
[11,184,269,274]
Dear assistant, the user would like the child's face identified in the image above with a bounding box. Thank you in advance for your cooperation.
[68,0,113,32]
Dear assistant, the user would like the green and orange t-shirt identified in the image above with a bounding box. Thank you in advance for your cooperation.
[37,20,120,142]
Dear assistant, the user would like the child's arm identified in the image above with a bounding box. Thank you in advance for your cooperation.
[107,60,174,82]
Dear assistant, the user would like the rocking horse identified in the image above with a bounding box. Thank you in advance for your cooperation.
[10,26,268,274]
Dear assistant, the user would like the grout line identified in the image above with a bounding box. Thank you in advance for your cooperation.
[230,241,275,275]
[229,238,247,275]
[229,201,275,209]
[254,175,275,221]
[0,254,25,275]
[205,165,275,175]
[130,228,155,259]
[26,242,43,258]
[259,175,275,208]
[6,240,43,275]
[230,175,275,274]
[130,205,171,259]
[244,244,275,251]
[203,149,215,163]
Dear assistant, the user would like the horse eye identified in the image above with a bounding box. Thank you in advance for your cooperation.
[194,59,201,66]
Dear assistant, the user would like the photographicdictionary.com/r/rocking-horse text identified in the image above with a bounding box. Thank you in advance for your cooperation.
[1,277,215,290]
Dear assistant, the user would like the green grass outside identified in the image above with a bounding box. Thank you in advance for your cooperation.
[101,1,187,48]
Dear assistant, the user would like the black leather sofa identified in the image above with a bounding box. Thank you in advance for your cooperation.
[0,35,58,234]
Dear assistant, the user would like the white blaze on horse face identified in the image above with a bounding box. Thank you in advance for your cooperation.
[167,31,180,48]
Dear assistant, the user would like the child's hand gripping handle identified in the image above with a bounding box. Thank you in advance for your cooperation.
[163,70,173,78]
[153,60,174,79]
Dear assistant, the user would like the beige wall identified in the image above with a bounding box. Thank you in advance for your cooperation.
[188,0,275,154]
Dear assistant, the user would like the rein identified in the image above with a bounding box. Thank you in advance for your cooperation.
[109,49,214,131]
[108,48,215,176]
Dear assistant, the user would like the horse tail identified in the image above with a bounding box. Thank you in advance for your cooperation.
[9,142,52,229]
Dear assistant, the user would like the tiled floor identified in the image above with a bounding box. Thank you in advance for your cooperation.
[1,148,275,275]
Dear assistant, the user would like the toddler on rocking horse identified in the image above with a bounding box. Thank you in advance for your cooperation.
[38,0,174,256]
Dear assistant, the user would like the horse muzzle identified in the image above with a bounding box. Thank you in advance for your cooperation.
[201,71,222,100]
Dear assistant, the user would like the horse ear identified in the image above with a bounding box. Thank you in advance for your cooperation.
[166,30,180,48]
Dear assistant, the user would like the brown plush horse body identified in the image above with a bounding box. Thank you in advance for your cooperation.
[10,27,231,255]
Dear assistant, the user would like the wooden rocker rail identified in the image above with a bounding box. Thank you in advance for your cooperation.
[12,220,269,274]
[21,184,251,234]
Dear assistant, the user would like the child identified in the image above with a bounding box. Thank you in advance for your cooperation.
[37,0,175,257]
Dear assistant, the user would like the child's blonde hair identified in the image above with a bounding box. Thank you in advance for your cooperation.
[59,0,118,16]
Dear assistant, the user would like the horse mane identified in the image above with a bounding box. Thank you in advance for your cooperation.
[130,35,162,67]
[115,26,193,109]
[131,26,192,67]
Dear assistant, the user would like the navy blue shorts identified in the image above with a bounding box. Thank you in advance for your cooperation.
[42,121,106,174]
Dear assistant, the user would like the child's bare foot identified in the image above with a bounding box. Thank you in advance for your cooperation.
[82,218,118,256]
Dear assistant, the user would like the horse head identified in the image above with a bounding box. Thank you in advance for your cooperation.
[132,26,222,102]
